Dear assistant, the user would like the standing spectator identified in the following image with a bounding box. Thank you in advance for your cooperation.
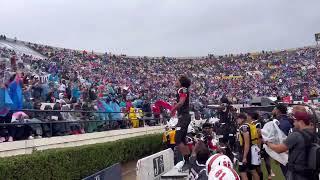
[272,104,293,136]
[266,106,319,180]
[59,80,66,92]
[10,56,17,71]
[8,73,23,110]
[31,77,43,101]
[71,82,81,102]
[272,104,293,176]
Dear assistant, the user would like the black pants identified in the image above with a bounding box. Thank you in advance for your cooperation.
[175,114,191,145]
[12,126,33,140]
[280,164,288,177]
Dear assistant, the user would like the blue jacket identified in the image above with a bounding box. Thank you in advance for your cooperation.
[277,114,293,136]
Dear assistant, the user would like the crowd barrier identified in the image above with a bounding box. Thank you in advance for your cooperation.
[0,125,164,157]
[0,109,163,143]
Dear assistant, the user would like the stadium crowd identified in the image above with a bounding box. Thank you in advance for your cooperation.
[25,41,320,106]
[0,38,319,137]
[1,36,320,179]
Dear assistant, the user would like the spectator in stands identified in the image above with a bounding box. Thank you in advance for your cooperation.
[22,85,33,110]
[0,112,12,142]
[7,73,23,111]
[129,107,139,128]
[71,82,81,102]
[81,102,100,132]
[59,80,67,93]
[40,80,49,102]
[73,103,85,133]
[1,36,320,142]
[35,104,52,137]
[52,103,67,136]
[10,111,33,140]
[31,77,43,101]
[0,35,6,40]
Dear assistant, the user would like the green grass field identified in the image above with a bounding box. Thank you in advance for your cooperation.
[261,160,285,180]
[237,160,285,180]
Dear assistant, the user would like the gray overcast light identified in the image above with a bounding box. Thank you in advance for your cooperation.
[1,0,320,57]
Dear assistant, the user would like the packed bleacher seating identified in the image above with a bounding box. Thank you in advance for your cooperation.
[1,36,320,142]
[29,42,320,104]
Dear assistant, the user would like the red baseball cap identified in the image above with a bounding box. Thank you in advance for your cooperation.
[293,111,311,125]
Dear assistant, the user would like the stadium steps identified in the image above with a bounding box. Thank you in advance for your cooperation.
[0,39,47,59]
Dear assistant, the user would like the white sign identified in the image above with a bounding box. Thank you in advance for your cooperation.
[136,148,174,180]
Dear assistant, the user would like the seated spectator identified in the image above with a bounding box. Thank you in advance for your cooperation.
[0,112,12,142]
[51,103,67,136]
[72,103,85,134]
[129,107,139,128]
[36,105,54,137]
[10,111,33,140]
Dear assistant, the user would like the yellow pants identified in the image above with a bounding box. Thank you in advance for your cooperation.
[131,119,139,128]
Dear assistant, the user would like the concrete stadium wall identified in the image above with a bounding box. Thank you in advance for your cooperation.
[0,126,164,157]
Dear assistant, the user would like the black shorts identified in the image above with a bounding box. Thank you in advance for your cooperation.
[238,148,258,173]
[175,114,191,145]
[238,163,259,173]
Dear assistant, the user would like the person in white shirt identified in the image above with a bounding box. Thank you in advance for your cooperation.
[58,80,66,92]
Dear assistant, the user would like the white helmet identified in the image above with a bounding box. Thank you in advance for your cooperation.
[208,166,240,180]
[206,154,233,174]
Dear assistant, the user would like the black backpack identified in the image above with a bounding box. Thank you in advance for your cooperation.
[288,130,320,180]
[296,130,320,174]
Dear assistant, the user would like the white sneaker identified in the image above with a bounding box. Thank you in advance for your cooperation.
[174,161,185,170]
[8,136,13,142]
[28,136,34,140]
